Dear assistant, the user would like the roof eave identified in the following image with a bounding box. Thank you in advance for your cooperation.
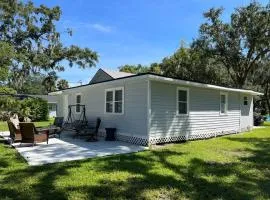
[147,74,263,96]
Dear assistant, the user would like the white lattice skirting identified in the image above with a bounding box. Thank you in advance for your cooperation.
[97,128,249,146]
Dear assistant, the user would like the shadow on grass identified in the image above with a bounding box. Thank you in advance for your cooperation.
[0,137,270,199]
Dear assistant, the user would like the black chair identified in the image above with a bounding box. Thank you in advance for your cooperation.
[51,117,64,138]
[75,118,101,141]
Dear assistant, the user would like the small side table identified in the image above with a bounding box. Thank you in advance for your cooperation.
[105,128,116,141]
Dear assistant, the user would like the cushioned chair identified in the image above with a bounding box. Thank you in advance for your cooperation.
[7,120,21,143]
[19,123,49,146]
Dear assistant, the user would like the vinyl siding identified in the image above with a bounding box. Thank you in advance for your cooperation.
[149,81,242,139]
[58,78,148,139]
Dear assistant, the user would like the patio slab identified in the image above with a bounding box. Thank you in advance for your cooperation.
[0,131,147,166]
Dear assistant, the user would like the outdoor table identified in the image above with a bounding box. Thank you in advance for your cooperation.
[37,126,61,140]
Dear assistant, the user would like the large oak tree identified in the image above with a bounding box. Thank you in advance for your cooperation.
[0,0,98,90]
[194,2,270,88]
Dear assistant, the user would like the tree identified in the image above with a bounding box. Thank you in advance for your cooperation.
[19,73,47,94]
[252,61,270,113]
[160,45,231,86]
[0,42,14,83]
[0,0,98,90]
[57,79,69,90]
[194,2,270,88]
[119,64,161,74]
[42,72,58,93]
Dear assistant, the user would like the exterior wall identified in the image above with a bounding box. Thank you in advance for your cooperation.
[89,69,114,84]
[149,81,244,144]
[58,78,149,145]
[240,94,253,131]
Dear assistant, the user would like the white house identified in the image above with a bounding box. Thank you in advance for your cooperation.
[50,68,262,146]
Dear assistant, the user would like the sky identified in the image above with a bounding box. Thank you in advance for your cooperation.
[33,0,268,86]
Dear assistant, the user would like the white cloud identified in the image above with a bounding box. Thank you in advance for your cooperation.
[61,20,113,33]
[89,23,112,33]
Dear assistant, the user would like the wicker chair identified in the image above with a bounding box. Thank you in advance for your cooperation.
[7,120,21,143]
[19,123,49,146]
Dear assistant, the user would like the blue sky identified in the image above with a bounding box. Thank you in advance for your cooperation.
[33,0,268,86]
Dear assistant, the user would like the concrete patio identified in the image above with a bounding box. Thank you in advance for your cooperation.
[0,131,147,166]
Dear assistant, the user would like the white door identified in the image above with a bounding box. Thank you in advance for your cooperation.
[240,94,253,131]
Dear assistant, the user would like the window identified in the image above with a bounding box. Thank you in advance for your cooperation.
[105,87,124,114]
[243,96,248,105]
[76,94,81,113]
[177,87,189,115]
[220,92,228,114]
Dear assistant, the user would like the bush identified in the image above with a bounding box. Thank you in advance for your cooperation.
[0,86,17,94]
[20,98,49,121]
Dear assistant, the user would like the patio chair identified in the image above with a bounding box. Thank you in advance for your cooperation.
[51,117,64,138]
[19,123,49,146]
[75,118,101,141]
[7,120,21,143]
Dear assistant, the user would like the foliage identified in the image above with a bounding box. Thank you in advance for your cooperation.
[160,44,232,86]
[194,2,270,88]
[0,96,48,121]
[20,98,49,121]
[57,79,69,90]
[42,71,58,93]
[0,126,270,199]
[119,64,150,74]
[0,86,16,94]
[252,61,270,113]
[0,42,14,83]
[0,0,98,91]
[18,73,47,95]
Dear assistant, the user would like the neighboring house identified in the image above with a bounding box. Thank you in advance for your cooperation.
[50,68,262,146]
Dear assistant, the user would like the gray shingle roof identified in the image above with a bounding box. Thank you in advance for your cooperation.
[102,69,134,79]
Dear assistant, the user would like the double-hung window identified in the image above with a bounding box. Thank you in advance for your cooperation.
[220,92,228,114]
[177,87,189,115]
[105,87,124,114]
[76,94,81,113]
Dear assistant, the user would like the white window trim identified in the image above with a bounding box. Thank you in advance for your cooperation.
[220,92,228,115]
[176,87,189,116]
[104,87,124,115]
[75,93,82,113]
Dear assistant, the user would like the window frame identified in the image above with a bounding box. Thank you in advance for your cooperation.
[176,87,189,116]
[243,96,248,106]
[75,93,82,113]
[220,92,228,115]
[104,87,124,115]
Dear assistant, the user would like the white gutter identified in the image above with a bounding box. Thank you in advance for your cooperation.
[49,91,63,95]
[148,74,263,96]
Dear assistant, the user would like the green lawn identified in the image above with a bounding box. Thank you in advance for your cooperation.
[0,123,270,199]
[0,119,53,131]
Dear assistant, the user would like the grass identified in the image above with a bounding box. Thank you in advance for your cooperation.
[0,123,270,199]
[0,119,53,131]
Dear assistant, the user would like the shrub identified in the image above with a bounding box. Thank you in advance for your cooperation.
[20,98,49,121]
[0,86,17,94]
